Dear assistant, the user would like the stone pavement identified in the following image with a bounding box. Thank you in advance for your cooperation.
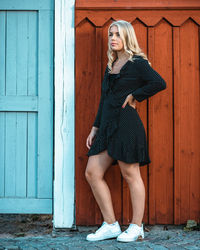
[0,224,199,250]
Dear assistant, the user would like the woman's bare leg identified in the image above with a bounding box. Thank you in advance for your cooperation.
[85,150,116,224]
[118,160,145,227]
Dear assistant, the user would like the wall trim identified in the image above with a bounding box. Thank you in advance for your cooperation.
[53,0,75,228]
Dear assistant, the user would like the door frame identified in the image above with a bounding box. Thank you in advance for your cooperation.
[53,0,76,228]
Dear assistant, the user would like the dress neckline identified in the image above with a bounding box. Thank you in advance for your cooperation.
[109,55,134,75]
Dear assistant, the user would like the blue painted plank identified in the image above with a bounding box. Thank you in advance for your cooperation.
[0,113,5,197]
[0,0,54,10]
[37,10,53,199]
[5,113,17,196]
[27,113,37,198]
[0,198,52,213]
[16,12,28,95]
[15,113,27,197]
[0,12,6,96]
[28,12,38,96]
[6,12,17,95]
[0,96,38,111]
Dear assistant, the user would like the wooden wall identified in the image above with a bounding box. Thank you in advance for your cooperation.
[75,0,200,225]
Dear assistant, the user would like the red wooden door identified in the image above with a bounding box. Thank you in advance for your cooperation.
[75,0,200,225]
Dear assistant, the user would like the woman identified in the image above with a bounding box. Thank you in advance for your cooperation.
[85,20,166,242]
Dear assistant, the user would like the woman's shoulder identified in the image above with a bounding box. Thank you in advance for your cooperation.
[130,54,150,69]
[132,54,148,62]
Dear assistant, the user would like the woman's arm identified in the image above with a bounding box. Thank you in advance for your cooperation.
[92,67,108,128]
[93,90,105,128]
[132,57,166,102]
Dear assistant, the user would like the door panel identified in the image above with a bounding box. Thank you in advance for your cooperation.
[0,0,54,213]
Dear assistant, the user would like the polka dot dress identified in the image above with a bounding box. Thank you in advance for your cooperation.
[87,55,167,167]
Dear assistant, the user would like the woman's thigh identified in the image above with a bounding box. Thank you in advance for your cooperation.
[86,150,115,178]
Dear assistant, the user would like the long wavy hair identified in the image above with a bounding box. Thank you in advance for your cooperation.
[107,20,151,71]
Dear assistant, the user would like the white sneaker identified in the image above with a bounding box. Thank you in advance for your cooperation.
[86,221,122,241]
[117,223,144,242]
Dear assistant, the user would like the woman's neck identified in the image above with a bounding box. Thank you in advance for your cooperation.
[116,50,129,60]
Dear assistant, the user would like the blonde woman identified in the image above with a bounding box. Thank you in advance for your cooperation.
[85,20,166,242]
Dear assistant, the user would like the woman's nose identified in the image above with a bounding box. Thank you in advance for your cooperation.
[111,34,116,40]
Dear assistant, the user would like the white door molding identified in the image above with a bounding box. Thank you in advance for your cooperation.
[53,0,75,228]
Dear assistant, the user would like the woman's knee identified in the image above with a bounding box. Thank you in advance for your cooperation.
[85,164,104,183]
[85,153,112,183]
[121,171,136,184]
[118,162,141,183]
[85,167,95,182]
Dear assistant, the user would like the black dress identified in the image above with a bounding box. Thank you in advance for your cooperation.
[87,54,167,167]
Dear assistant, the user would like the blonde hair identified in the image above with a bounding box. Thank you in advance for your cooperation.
[107,20,151,71]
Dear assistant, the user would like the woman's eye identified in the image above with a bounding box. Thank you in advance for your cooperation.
[109,33,113,36]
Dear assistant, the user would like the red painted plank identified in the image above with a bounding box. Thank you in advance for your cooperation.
[75,20,97,225]
[148,21,174,224]
[76,0,200,9]
[174,19,200,224]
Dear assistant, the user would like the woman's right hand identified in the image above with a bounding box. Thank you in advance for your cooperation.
[86,127,99,149]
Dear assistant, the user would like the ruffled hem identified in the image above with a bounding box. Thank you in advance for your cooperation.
[87,119,151,167]
[107,136,151,166]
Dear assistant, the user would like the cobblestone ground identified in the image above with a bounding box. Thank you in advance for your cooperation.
[0,224,199,250]
[0,215,199,249]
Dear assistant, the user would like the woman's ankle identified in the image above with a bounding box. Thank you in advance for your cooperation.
[104,219,117,224]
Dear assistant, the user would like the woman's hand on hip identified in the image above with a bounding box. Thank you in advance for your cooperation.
[122,94,137,109]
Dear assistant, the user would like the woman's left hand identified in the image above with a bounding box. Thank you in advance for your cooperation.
[122,94,137,109]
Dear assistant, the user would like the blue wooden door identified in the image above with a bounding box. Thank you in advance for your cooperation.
[0,0,54,213]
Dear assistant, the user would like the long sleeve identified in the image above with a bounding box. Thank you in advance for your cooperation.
[132,57,167,102]
[93,67,108,128]
[93,90,105,128]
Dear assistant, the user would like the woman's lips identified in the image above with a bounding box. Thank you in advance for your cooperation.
[111,43,117,46]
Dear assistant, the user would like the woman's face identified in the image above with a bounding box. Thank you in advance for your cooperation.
[109,25,124,52]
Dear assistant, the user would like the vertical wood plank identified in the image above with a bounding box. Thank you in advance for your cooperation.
[75,19,97,225]
[0,12,6,198]
[148,27,156,224]
[5,113,17,196]
[16,12,28,95]
[27,113,38,197]
[174,20,200,224]
[37,9,53,198]
[148,21,174,224]
[54,0,75,227]
[15,113,27,197]
[0,12,6,95]
[27,11,38,198]
[94,27,104,225]
[27,11,38,96]
[15,12,28,197]
[0,113,5,197]
[6,12,17,95]
[173,26,181,225]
